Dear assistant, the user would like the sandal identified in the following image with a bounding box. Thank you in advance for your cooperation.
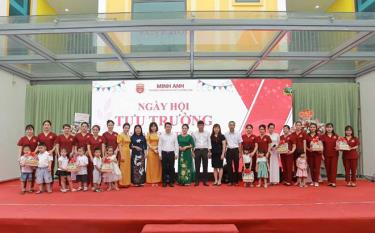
[35,191,42,194]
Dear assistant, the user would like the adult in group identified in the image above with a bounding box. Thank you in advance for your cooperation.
[279,125,296,186]
[130,125,147,186]
[320,123,339,187]
[37,120,57,182]
[224,121,243,186]
[117,123,131,187]
[146,122,162,186]
[192,120,212,186]
[87,125,105,188]
[17,124,39,191]
[177,124,195,186]
[73,122,92,154]
[55,124,75,157]
[158,122,179,187]
[292,121,307,181]
[241,124,258,180]
[268,123,280,185]
[306,123,323,187]
[211,124,226,186]
[257,124,272,158]
[102,120,119,157]
[342,125,360,187]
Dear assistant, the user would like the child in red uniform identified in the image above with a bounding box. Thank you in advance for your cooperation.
[320,123,339,187]
[342,125,360,187]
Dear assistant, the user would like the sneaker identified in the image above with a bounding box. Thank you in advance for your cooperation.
[71,188,77,192]
[83,187,88,191]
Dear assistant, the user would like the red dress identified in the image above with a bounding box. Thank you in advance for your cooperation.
[342,136,360,183]
[280,134,296,184]
[320,134,339,184]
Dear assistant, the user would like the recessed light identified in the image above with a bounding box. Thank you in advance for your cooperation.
[315,5,320,9]
[65,8,69,12]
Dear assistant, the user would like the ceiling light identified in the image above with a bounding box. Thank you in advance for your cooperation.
[65,8,69,12]
[315,5,320,9]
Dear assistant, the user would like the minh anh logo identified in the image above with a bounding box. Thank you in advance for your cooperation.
[136,83,144,94]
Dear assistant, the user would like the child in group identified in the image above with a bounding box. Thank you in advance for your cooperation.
[296,153,308,187]
[102,146,121,191]
[56,148,76,193]
[76,147,89,191]
[242,149,254,187]
[92,148,102,192]
[35,143,53,194]
[256,150,269,188]
[18,146,34,194]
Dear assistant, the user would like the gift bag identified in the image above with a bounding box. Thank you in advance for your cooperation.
[310,139,323,152]
[242,169,254,183]
[336,138,350,151]
[276,143,289,154]
[24,155,39,167]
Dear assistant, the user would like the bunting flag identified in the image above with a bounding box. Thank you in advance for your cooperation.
[93,80,125,92]
[197,80,233,90]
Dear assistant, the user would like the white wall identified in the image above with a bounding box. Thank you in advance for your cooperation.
[356,70,375,179]
[0,70,29,181]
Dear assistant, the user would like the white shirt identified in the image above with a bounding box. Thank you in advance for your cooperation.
[225,131,243,149]
[77,155,89,175]
[158,132,179,156]
[37,152,53,168]
[58,156,69,170]
[19,155,33,173]
[192,131,212,149]
[93,157,102,171]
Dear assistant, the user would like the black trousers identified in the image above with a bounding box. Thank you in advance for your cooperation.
[226,148,240,184]
[162,151,175,184]
[194,148,208,183]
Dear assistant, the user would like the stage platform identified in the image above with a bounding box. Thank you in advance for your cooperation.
[0,180,374,233]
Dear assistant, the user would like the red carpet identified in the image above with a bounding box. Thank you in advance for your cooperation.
[0,180,375,233]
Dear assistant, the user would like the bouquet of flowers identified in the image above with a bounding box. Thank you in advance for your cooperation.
[276,140,289,154]
[101,157,113,173]
[24,152,39,167]
[67,157,79,172]
[336,137,350,151]
[310,138,323,152]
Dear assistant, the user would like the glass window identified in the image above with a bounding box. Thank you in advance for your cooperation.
[132,0,186,53]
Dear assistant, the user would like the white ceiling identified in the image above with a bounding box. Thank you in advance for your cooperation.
[286,0,336,12]
[46,0,98,14]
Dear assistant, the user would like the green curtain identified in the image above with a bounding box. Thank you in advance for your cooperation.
[25,84,92,135]
[293,83,360,175]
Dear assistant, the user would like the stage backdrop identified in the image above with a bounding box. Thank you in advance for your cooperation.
[92,79,293,135]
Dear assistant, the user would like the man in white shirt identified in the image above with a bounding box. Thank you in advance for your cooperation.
[192,120,212,186]
[158,122,179,187]
[224,121,243,186]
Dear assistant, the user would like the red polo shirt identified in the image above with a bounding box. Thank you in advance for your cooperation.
[342,136,360,159]
[241,134,257,152]
[17,135,38,153]
[320,134,339,157]
[55,134,75,154]
[292,131,307,153]
[102,131,118,150]
[280,134,296,155]
[257,135,272,153]
[74,132,92,150]
[37,132,57,151]
[88,135,105,154]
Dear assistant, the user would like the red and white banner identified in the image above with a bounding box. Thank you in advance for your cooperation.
[92,79,292,134]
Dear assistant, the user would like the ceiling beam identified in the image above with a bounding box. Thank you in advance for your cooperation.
[301,31,375,76]
[8,35,85,78]
[246,30,288,76]
[97,32,138,78]
[0,64,31,80]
